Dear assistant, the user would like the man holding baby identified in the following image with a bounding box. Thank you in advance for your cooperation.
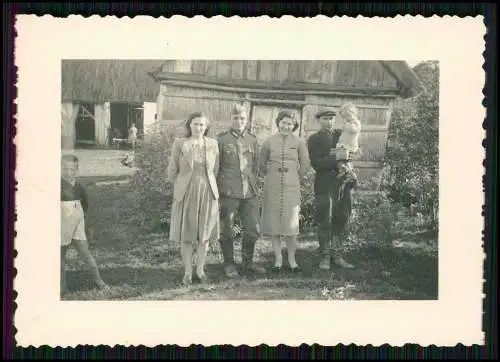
[307,106,360,271]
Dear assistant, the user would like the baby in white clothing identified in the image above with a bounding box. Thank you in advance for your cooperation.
[336,103,361,155]
[334,103,362,179]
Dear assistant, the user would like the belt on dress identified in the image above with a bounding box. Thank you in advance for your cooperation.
[278,167,289,173]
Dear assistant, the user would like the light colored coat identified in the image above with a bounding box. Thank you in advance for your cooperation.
[259,133,311,236]
[167,137,220,201]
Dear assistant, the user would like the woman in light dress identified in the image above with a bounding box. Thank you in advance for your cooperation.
[259,110,311,272]
[167,112,220,286]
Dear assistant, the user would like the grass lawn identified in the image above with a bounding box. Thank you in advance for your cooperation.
[62,179,438,301]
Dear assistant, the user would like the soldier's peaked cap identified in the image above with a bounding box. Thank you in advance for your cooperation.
[315,107,337,119]
[231,103,248,116]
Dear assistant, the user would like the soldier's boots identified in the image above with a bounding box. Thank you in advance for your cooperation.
[317,230,332,270]
[319,254,331,270]
[224,264,240,278]
[317,231,355,270]
[242,239,266,275]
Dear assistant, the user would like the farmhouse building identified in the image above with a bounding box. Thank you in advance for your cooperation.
[61,60,163,149]
[148,60,425,190]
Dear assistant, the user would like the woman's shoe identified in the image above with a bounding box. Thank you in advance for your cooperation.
[290,266,302,273]
[182,274,192,286]
[96,280,110,291]
[197,273,210,285]
[271,266,282,274]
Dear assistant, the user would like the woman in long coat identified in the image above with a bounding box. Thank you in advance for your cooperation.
[259,110,311,272]
[167,112,220,286]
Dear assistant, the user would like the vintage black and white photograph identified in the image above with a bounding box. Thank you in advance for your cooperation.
[15,15,485,347]
[60,59,439,301]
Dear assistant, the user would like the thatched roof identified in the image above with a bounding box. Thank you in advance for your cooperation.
[61,60,166,103]
[61,60,425,104]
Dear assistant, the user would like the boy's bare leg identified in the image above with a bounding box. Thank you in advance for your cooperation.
[60,246,69,295]
[181,241,194,285]
[72,239,108,289]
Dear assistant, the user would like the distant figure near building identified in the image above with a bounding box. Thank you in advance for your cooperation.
[128,123,138,149]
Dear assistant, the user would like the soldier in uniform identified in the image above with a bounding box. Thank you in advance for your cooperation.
[307,107,355,271]
[216,104,267,278]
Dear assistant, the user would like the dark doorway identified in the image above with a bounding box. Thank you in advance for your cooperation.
[110,102,144,139]
[128,105,144,139]
[75,103,96,148]
[110,103,129,139]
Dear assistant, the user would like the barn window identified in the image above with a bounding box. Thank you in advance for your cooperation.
[75,102,96,146]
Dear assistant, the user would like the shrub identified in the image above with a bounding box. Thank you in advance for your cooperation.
[383,61,439,231]
[128,121,176,231]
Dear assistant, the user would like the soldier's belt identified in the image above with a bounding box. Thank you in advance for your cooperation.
[278,167,289,173]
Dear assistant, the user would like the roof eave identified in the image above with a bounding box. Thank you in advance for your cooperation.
[379,60,427,99]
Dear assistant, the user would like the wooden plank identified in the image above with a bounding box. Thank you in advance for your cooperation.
[305,60,323,84]
[335,61,356,86]
[231,60,244,80]
[245,60,259,80]
[288,61,308,83]
[356,131,388,162]
[160,78,399,98]
[287,61,298,83]
[275,61,290,82]
[191,60,206,75]
[258,61,274,82]
[382,66,398,88]
[355,61,373,87]
[369,62,386,87]
[216,60,233,79]
[174,60,193,74]
[358,107,391,126]
[296,61,308,82]
[205,60,217,77]
[320,60,336,84]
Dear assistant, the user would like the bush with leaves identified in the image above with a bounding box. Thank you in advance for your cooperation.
[383,61,439,231]
[128,121,177,232]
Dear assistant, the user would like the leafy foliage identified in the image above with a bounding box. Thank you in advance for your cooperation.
[383,61,439,230]
[128,121,176,231]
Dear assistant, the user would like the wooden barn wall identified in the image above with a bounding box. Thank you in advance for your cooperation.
[183,60,399,89]
[156,82,397,191]
[157,84,244,137]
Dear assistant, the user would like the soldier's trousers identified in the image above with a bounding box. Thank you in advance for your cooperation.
[315,188,353,257]
[218,196,260,266]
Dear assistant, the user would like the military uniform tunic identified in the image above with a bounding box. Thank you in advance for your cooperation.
[216,129,261,266]
[217,130,259,199]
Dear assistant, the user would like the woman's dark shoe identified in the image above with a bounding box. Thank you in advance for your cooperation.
[271,266,282,273]
[196,273,210,285]
[290,266,302,273]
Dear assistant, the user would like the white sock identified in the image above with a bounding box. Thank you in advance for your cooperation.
[272,237,282,267]
[196,241,209,277]
[181,241,193,277]
[285,236,298,268]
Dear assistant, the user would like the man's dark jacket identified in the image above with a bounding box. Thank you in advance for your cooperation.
[307,128,342,195]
